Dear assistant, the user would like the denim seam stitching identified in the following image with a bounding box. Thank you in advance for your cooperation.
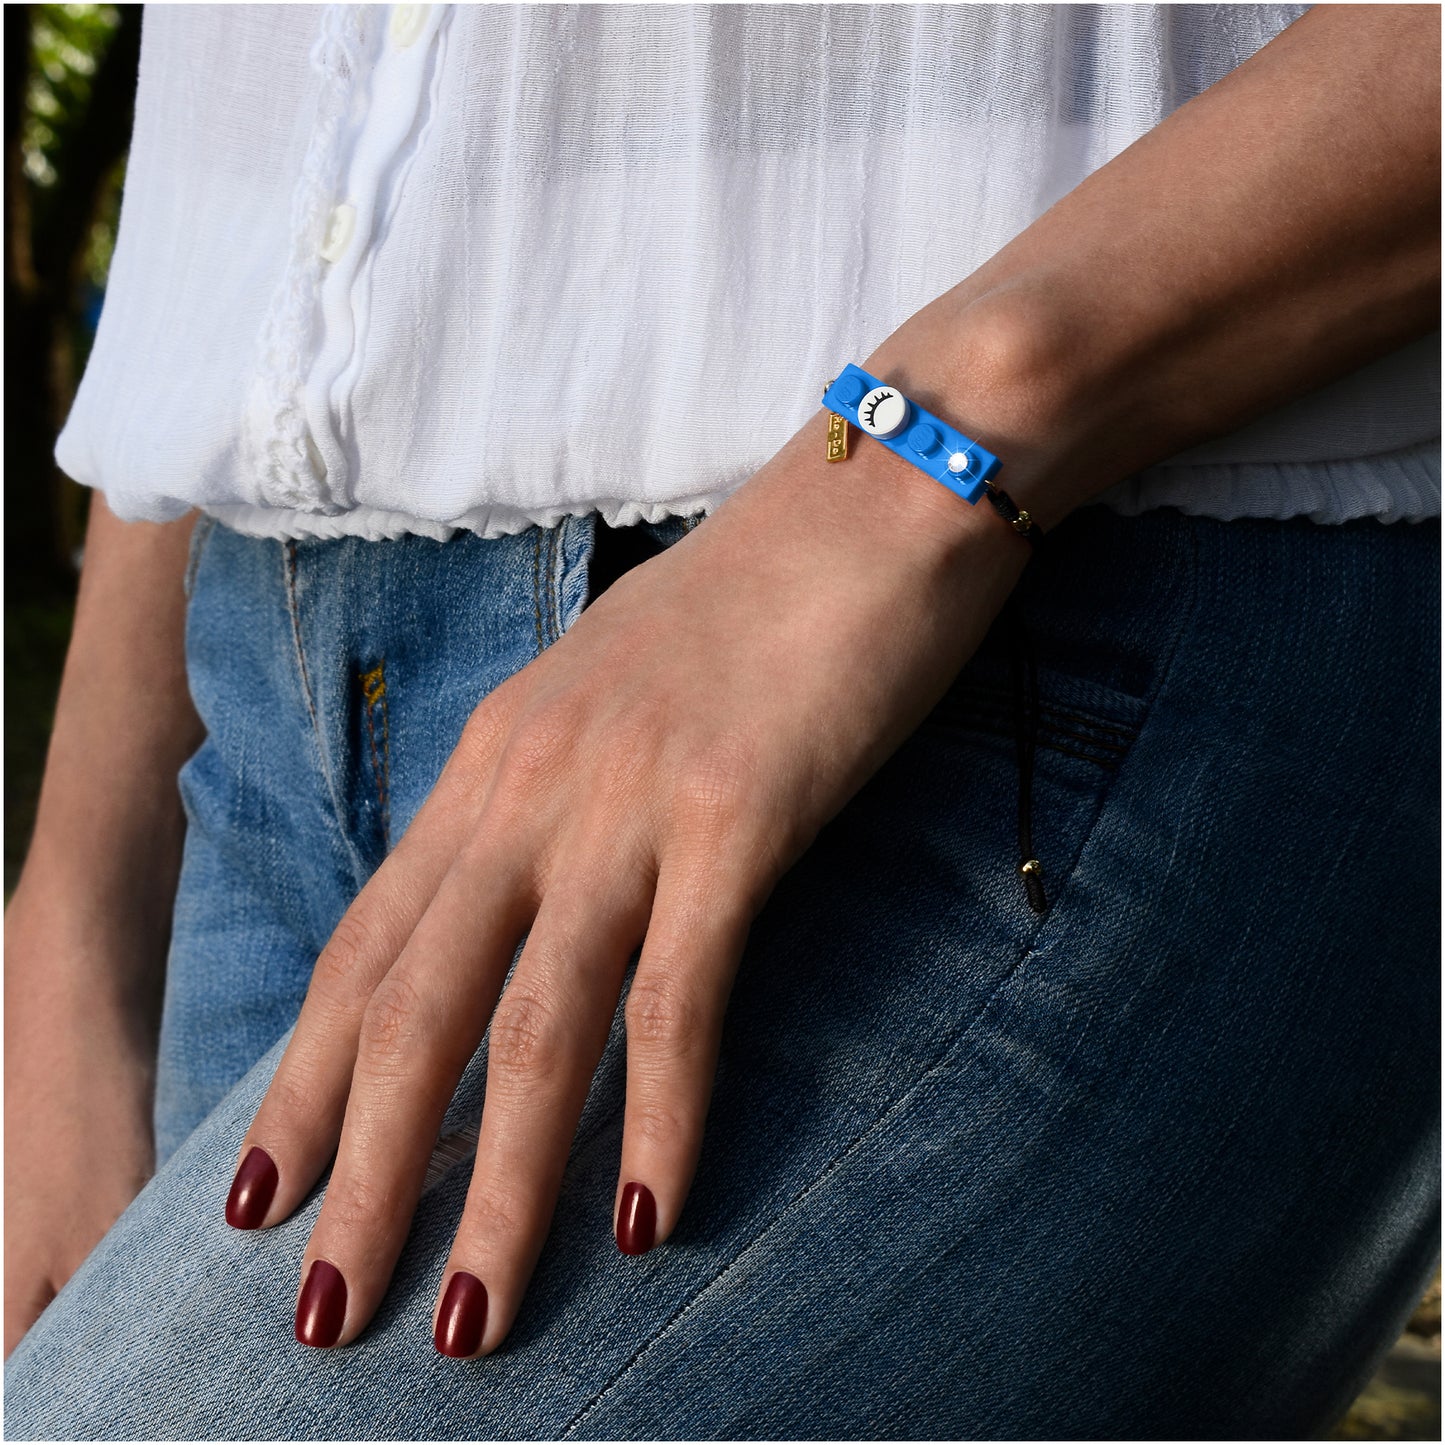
[561,525,1202,1437]
[957,683,1140,740]
[931,712,1131,764]
[530,527,546,656]
[281,539,367,885]
[549,522,564,641]
[183,513,218,600]
[930,722,1134,766]
[556,515,589,633]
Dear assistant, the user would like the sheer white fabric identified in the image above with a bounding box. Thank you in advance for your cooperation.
[55,3,1440,541]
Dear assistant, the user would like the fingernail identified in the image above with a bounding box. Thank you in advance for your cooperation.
[616,1181,657,1256]
[434,1271,488,1358]
[295,1260,347,1348]
[225,1146,278,1230]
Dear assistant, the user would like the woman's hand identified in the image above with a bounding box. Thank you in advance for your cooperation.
[229,0,1440,1353]
[226,344,1031,1356]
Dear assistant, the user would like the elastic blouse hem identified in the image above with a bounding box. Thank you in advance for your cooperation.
[189,439,1440,542]
[198,491,726,543]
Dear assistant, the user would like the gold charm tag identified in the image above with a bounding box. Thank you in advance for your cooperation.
[825,411,850,462]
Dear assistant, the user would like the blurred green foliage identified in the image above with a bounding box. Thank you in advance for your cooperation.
[6,2,134,891]
[23,7,120,184]
[21,4,126,332]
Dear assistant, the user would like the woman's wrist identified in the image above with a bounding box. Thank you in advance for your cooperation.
[732,396,1030,636]
[869,4,1440,539]
[14,759,189,1017]
[9,495,202,1031]
[878,283,1124,532]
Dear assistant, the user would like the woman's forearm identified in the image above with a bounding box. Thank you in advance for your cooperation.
[879,4,1440,530]
[5,494,203,1354]
[8,492,204,1030]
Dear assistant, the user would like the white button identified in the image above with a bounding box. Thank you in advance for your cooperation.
[319,202,355,262]
[388,4,430,47]
[947,451,971,474]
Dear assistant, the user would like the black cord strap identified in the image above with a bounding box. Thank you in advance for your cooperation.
[985,481,1047,546]
[820,391,1049,915]
[992,491,1049,916]
[1004,592,1049,916]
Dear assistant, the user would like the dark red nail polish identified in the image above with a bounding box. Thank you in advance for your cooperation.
[295,1260,347,1348]
[225,1147,278,1230]
[434,1271,488,1358]
[616,1181,657,1256]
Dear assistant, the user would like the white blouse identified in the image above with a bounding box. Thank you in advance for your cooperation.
[55,3,1440,542]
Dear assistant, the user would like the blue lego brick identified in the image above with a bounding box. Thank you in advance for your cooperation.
[821,362,1000,504]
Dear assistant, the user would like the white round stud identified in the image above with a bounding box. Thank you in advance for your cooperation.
[947,451,971,474]
[857,386,911,439]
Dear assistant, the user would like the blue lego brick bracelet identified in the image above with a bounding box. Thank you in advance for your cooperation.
[821,362,1043,543]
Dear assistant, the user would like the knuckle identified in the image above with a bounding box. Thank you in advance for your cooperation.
[310,910,379,1012]
[494,703,582,794]
[487,986,568,1080]
[458,694,509,764]
[358,970,434,1071]
[625,974,704,1057]
[672,742,755,838]
[452,684,523,795]
[602,705,663,774]
[627,1095,690,1151]
[266,1055,329,1123]
[323,1168,407,1237]
[461,1188,528,1245]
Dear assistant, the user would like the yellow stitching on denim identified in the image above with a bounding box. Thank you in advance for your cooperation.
[359,659,391,850]
[360,673,383,787]
[361,663,386,707]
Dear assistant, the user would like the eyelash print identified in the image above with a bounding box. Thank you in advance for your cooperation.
[861,389,895,427]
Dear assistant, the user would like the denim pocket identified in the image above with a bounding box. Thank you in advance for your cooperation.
[926,666,1145,776]
[915,523,1194,924]
[915,671,1144,927]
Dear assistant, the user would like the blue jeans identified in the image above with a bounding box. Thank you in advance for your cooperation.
[6,504,1439,1439]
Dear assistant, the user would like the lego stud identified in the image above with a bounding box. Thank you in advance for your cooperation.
[908,423,940,457]
[858,386,911,439]
[947,451,971,474]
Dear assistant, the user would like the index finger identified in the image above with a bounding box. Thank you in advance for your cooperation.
[224,682,526,1233]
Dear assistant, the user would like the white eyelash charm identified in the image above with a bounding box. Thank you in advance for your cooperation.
[856,386,911,439]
